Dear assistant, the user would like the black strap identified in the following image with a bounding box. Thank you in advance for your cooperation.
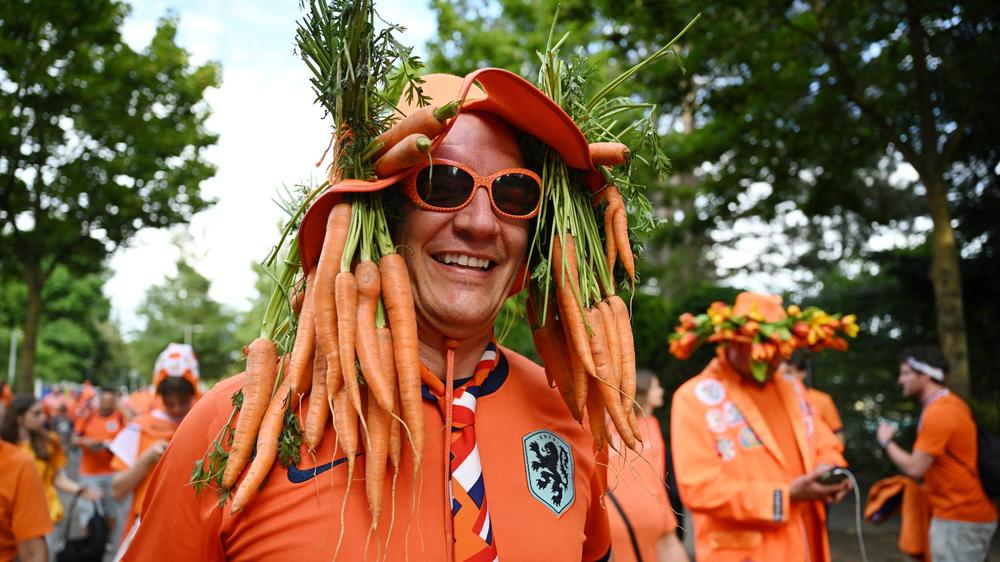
[607,490,643,562]
[60,492,80,544]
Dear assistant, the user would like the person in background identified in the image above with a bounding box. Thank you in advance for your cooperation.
[876,346,997,562]
[71,380,97,422]
[0,439,52,562]
[669,293,853,562]
[73,387,126,550]
[110,343,199,549]
[49,404,75,452]
[121,385,155,421]
[783,352,845,444]
[607,369,689,562]
[0,394,103,556]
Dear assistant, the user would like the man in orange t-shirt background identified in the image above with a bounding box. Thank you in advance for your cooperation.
[73,387,126,550]
[877,346,997,562]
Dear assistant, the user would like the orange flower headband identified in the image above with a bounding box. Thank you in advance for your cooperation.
[668,292,859,381]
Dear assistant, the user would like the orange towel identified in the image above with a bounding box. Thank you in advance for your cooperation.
[865,475,931,560]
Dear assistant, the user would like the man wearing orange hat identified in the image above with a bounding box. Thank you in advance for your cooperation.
[120,68,615,561]
[109,343,199,549]
[668,292,856,562]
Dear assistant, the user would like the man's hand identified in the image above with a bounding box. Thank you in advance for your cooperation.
[140,439,169,467]
[790,465,851,503]
[876,422,896,445]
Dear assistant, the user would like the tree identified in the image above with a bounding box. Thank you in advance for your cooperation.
[0,265,131,386]
[427,0,1000,397]
[130,256,241,387]
[0,1,220,392]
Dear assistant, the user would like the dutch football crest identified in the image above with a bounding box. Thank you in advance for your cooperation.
[522,430,575,516]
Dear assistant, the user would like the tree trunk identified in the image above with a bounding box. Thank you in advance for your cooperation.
[15,258,42,393]
[924,172,970,397]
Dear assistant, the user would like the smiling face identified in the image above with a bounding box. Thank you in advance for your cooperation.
[397,112,530,345]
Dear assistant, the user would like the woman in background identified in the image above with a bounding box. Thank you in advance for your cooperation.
[608,370,689,562]
[0,394,102,556]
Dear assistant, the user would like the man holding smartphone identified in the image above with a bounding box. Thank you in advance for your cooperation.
[877,347,997,562]
[669,293,853,562]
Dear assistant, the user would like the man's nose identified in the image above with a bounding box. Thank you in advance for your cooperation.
[453,185,499,238]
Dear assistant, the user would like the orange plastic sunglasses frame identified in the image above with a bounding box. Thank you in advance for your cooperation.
[400,158,543,220]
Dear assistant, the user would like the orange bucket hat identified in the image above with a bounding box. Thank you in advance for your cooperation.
[297,67,602,273]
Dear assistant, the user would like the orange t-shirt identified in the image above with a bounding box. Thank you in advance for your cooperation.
[75,410,126,476]
[913,391,997,523]
[121,346,611,561]
[805,388,843,434]
[607,415,678,562]
[0,441,54,561]
[124,389,155,419]
[110,412,180,538]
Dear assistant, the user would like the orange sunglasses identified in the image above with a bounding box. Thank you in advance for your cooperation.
[401,158,543,220]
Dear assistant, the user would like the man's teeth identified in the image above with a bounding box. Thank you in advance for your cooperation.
[437,253,491,269]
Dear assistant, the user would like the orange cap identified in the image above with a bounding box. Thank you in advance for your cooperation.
[297,68,600,274]
[731,292,786,323]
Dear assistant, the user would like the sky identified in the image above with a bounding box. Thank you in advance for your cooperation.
[108,0,436,333]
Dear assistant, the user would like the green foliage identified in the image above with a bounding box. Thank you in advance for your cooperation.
[130,255,240,386]
[0,0,220,389]
[0,265,129,385]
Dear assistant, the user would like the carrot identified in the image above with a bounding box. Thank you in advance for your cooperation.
[597,300,623,400]
[305,345,329,452]
[230,373,292,514]
[587,306,636,451]
[609,295,641,441]
[589,142,629,167]
[377,326,400,467]
[561,316,589,418]
[529,294,582,422]
[354,261,393,412]
[613,208,635,283]
[332,388,359,560]
[335,270,365,422]
[379,252,423,476]
[369,102,459,159]
[586,376,607,453]
[315,202,352,402]
[222,338,279,489]
[380,325,402,557]
[365,387,391,532]
[286,269,318,396]
[373,133,432,178]
[552,233,597,379]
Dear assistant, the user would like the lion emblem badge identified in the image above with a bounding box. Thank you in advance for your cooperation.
[522,430,575,516]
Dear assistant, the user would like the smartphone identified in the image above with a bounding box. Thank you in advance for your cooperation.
[817,467,849,485]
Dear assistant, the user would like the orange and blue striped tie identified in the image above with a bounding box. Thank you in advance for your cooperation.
[429,345,500,561]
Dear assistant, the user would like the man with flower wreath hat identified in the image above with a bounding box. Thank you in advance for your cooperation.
[668,292,856,562]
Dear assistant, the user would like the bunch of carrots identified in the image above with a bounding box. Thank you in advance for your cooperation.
[524,12,700,455]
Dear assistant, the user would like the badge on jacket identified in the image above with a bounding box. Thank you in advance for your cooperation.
[695,379,726,406]
[523,430,575,516]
